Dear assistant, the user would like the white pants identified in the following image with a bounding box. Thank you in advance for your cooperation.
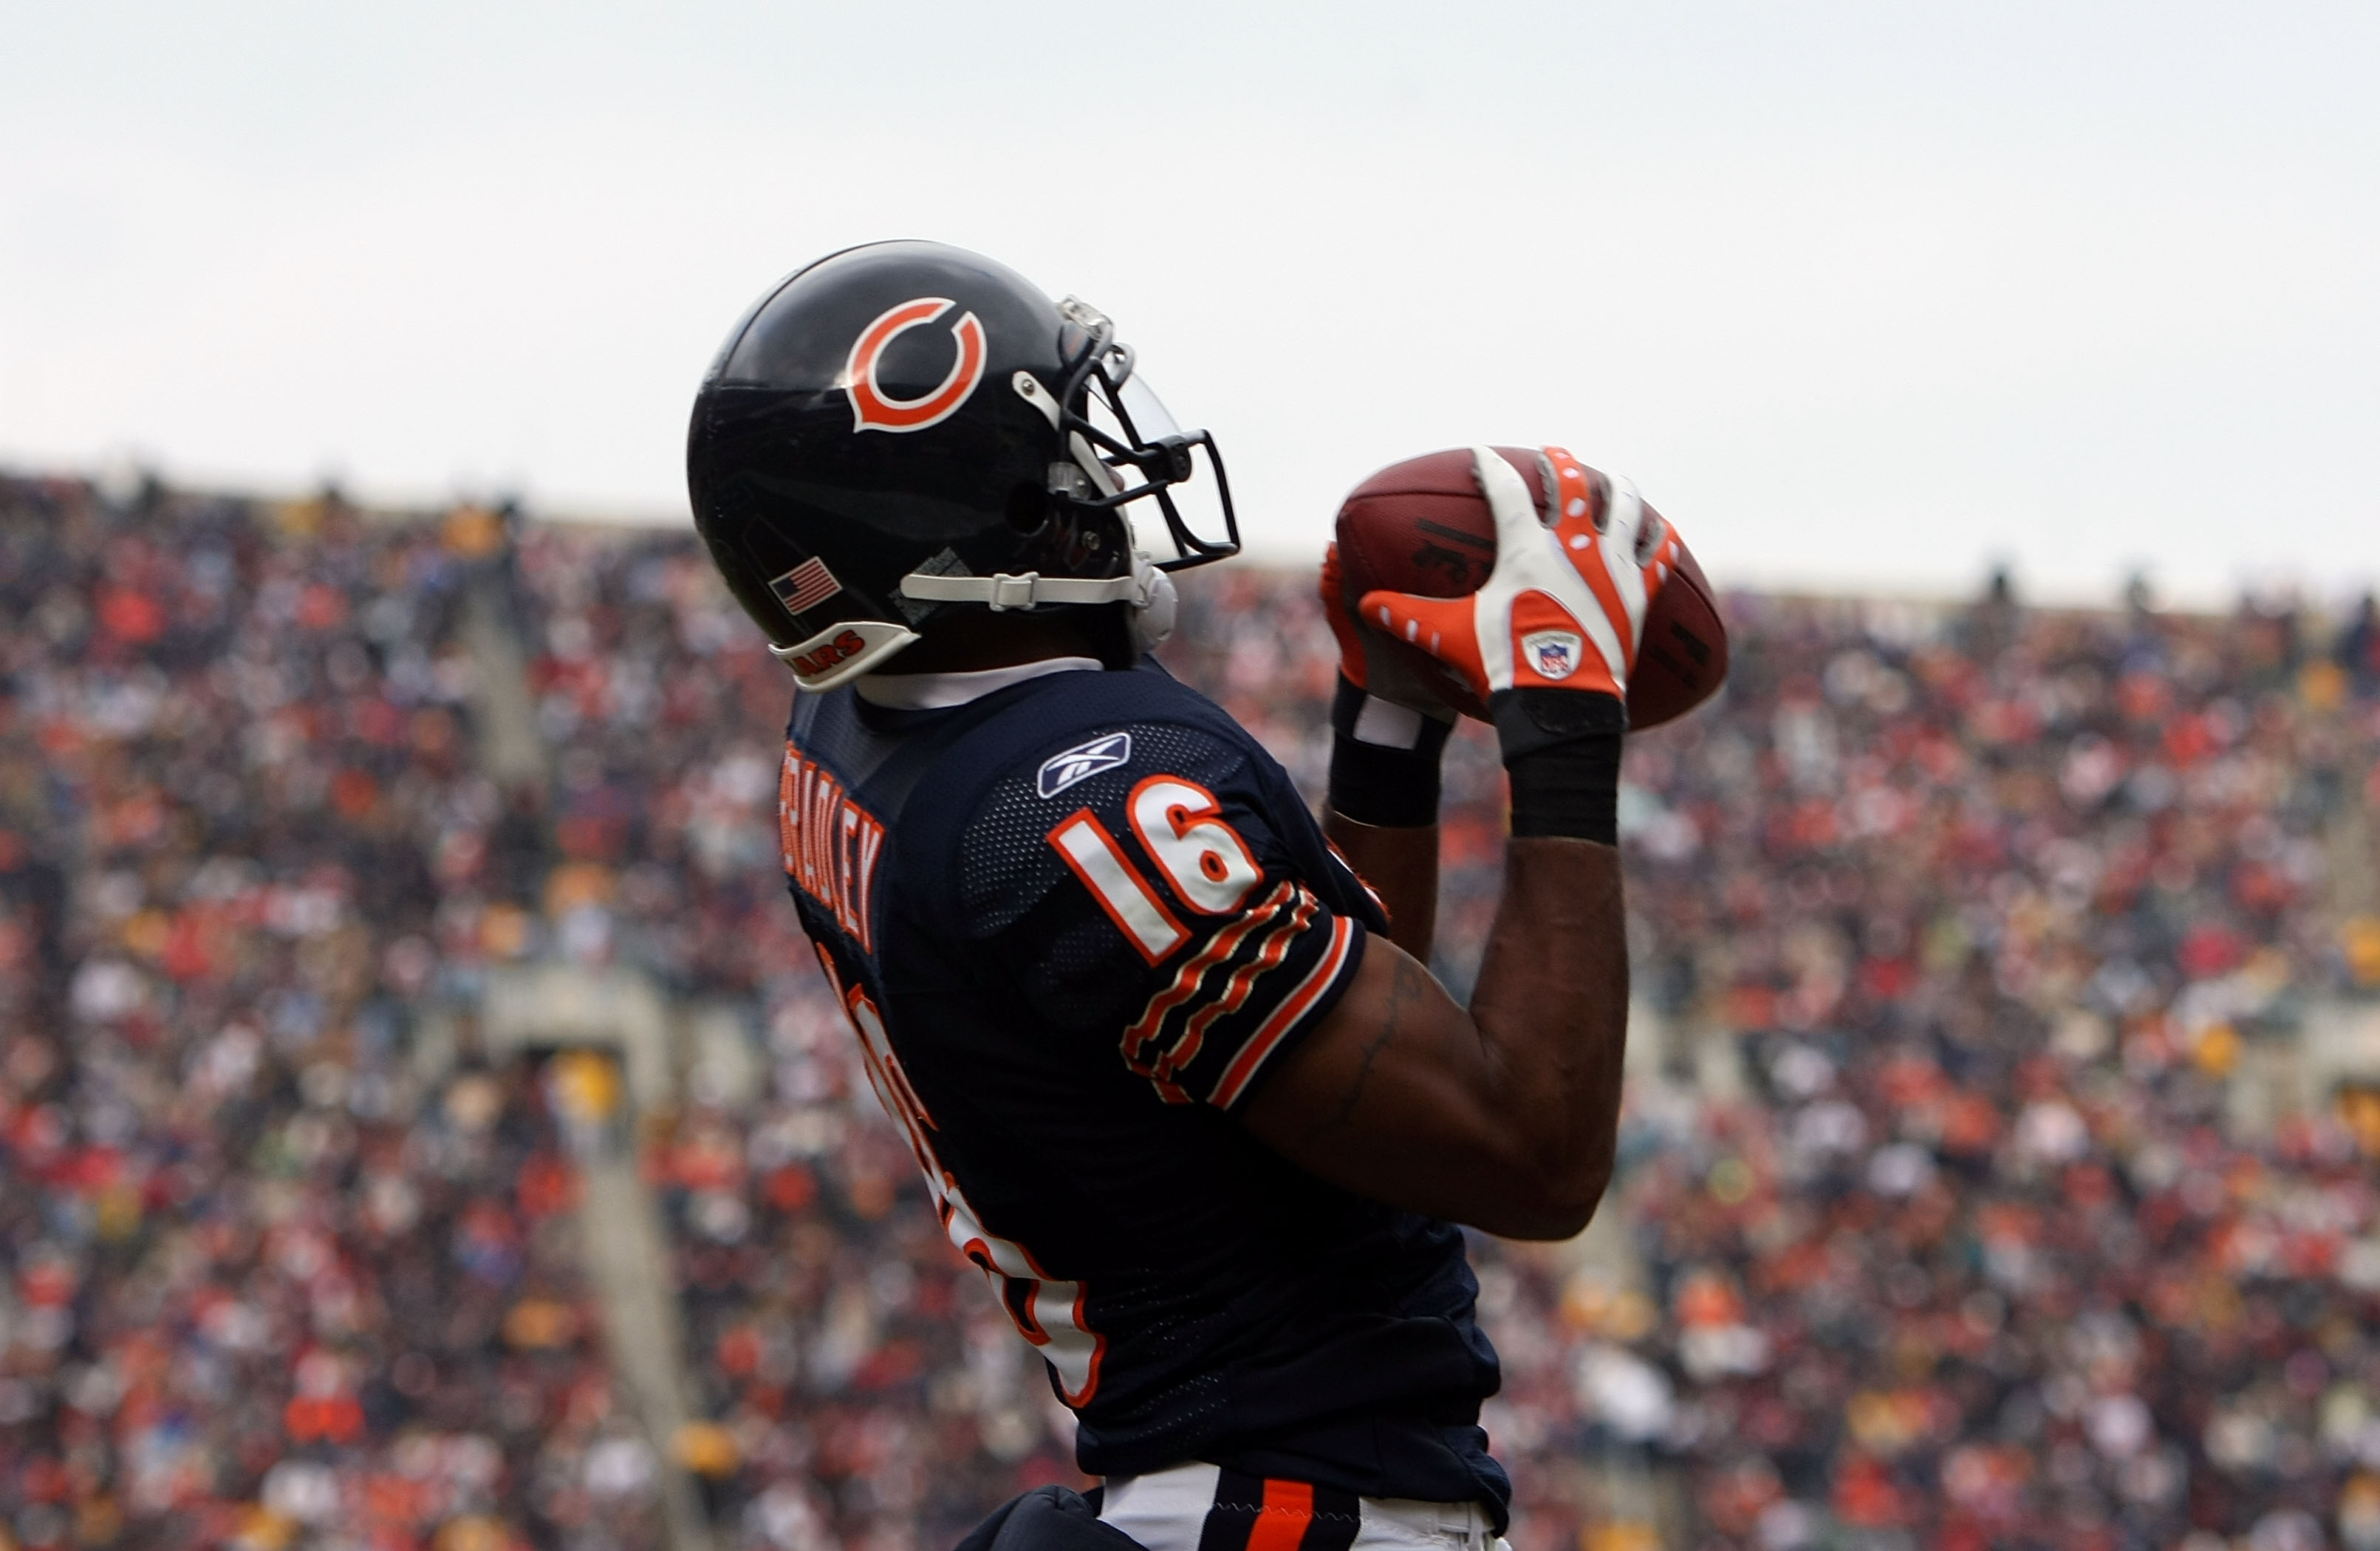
[1098,1462,1508,1551]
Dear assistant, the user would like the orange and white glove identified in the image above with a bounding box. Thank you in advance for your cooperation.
[1321,542,1455,828]
[1358,445,1681,840]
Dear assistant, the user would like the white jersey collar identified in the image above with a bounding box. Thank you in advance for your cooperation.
[852,655,1101,711]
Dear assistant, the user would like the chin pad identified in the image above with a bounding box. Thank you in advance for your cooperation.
[1128,554,1177,654]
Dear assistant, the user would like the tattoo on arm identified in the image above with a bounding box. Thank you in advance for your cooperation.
[1318,956,1425,1135]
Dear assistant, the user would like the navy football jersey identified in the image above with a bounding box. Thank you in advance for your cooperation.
[778,658,1509,1523]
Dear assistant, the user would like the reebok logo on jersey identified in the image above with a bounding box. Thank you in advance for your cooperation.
[1521,629,1582,681]
[1037,733,1132,798]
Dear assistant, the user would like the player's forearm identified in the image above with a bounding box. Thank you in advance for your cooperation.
[1322,671,1451,960]
[1290,739,1628,1238]
[1463,835,1629,1235]
[1323,809,1438,960]
[1244,835,1626,1236]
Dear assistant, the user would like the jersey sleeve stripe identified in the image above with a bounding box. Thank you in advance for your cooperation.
[1122,879,1293,1074]
[1209,914,1358,1112]
[1158,889,1321,1089]
[1048,808,1189,965]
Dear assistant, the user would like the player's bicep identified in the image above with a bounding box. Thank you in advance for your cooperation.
[1240,936,1539,1225]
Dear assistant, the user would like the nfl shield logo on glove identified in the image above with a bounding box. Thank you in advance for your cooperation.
[1520,629,1582,681]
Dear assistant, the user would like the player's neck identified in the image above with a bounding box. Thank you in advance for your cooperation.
[880,610,1101,675]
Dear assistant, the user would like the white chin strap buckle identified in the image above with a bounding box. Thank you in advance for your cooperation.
[988,574,1043,610]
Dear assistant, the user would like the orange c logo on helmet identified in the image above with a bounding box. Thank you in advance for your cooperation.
[844,297,988,434]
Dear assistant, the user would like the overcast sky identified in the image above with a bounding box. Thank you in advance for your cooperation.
[4,1,2375,604]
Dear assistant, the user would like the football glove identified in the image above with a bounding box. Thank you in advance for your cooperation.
[1357,444,1678,756]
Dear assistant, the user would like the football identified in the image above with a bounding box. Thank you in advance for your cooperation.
[1333,445,1728,729]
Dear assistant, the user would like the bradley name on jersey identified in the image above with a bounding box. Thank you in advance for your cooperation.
[779,749,888,953]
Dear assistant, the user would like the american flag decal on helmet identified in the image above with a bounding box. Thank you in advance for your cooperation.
[768,558,843,617]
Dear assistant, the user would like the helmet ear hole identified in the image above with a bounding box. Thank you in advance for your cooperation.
[1005,482,1050,535]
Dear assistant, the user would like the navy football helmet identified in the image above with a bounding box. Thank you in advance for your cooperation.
[687,240,1239,689]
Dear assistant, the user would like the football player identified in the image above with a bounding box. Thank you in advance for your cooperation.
[688,242,1675,1551]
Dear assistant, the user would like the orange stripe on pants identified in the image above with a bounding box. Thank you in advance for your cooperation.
[1248,1479,1314,1551]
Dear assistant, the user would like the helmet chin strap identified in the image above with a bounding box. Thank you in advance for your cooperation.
[897,548,1175,654]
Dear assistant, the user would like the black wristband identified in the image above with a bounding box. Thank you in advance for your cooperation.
[1488,685,1627,761]
[1491,688,1625,843]
[1326,677,1451,829]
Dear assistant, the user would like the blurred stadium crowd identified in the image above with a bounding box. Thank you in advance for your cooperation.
[4,472,2380,1551]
